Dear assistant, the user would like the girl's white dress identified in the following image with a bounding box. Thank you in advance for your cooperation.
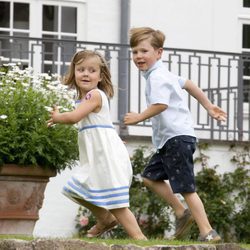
[63,89,132,209]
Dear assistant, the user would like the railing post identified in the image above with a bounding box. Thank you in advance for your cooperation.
[118,0,130,136]
[237,54,244,141]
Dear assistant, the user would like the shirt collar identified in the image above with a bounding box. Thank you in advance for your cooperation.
[142,59,163,80]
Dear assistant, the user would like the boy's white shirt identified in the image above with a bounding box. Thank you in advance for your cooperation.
[142,59,196,149]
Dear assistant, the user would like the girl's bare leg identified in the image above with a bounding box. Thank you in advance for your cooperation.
[75,198,116,227]
[110,207,147,240]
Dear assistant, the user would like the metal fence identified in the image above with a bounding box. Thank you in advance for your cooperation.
[0,35,249,142]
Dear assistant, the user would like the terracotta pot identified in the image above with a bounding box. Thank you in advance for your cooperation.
[0,164,56,235]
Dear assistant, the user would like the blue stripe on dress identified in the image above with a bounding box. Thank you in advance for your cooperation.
[79,124,114,132]
[67,180,129,200]
[90,199,129,206]
[63,186,129,206]
[72,177,129,193]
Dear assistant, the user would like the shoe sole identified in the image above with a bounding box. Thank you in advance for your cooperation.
[86,221,118,238]
[174,215,194,240]
[208,236,222,243]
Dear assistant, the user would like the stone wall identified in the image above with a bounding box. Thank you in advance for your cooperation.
[0,239,246,250]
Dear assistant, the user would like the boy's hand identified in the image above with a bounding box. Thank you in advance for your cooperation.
[47,105,60,127]
[124,112,141,125]
[208,105,227,122]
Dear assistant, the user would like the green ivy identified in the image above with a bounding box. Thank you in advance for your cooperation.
[190,144,250,243]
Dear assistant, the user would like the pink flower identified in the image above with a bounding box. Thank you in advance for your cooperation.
[79,216,89,227]
[139,214,148,226]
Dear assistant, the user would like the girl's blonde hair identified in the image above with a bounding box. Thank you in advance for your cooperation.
[64,50,114,99]
[130,27,165,49]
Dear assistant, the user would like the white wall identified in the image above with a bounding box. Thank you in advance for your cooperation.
[84,0,120,43]
[33,166,81,237]
[130,0,241,52]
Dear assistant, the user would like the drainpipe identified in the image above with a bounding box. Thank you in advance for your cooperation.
[118,0,130,136]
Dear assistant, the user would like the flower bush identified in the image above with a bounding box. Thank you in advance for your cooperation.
[0,63,78,172]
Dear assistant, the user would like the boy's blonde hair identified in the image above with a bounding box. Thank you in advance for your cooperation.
[64,50,114,99]
[129,27,165,49]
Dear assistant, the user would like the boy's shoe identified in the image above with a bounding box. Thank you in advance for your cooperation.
[173,209,194,240]
[197,229,221,242]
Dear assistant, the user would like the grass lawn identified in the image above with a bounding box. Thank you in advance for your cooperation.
[81,238,250,249]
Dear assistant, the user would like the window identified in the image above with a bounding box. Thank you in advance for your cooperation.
[243,24,250,48]
[0,1,29,61]
[42,4,77,74]
[43,5,58,32]
[243,0,250,7]
[242,24,250,103]
[243,80,250,103]
[0,2,10,28]
[14,3,29,29]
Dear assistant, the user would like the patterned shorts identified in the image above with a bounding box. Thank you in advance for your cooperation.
[142,135,197,193]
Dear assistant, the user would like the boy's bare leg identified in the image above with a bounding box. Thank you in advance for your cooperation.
[182,192,212,236]
[143,178,186,218]
[110,207,147,240]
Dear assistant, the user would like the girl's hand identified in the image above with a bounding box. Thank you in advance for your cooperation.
[208,105,227,122]
[47,105,60,127]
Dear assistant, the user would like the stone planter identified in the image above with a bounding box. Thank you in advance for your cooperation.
[0,164,56,235]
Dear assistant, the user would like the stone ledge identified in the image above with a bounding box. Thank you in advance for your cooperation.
[0,239,246,250]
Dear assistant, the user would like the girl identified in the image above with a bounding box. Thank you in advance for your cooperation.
[47,50,146,240]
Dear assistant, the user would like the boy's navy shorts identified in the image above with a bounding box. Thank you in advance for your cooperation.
[142,135,197,194]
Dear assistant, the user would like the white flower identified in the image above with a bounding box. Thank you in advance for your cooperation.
[44,106,53,112]
[0,115,7,119]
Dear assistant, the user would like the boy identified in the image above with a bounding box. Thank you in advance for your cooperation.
[124,27,227,241]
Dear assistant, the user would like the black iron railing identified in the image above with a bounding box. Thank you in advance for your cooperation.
[0,35,249,142]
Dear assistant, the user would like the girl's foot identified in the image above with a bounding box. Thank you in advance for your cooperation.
[132,235,148,240]
[86,220,118,238]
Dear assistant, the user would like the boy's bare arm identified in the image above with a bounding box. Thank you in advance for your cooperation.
[124,104,167,125]
[184,80,227,122]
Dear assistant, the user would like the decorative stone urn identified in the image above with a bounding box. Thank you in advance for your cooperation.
[0,164,56,235]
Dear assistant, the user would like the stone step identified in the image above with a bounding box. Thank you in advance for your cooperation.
[0,239,246,250]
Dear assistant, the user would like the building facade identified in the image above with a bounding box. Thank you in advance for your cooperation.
[0,0,249,237]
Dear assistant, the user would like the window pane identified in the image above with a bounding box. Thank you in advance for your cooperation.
[244,61,250,76]
[44,64,53,74]
[43,5,58,32]
[243,24,250,49]
[42,34,58,61]
[61,7,77,33]
[0,31,10,58]
[61,36,76,74]
[14,3,29,29]
[243,80,250,103]
[13,32,29,59]
[0,2,10,28]
[243,0,250,7]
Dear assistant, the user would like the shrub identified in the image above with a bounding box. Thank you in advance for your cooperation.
[0,64,78,172]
